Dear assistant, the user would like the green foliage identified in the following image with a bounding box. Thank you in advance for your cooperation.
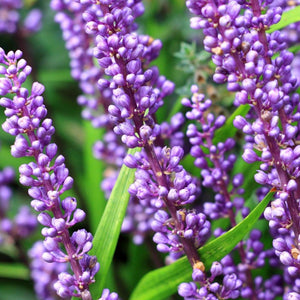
[174,42,211,75]
[0,279,37,300]
[80,122,107,234]
[0,263,30,280]
[88,148,139,299]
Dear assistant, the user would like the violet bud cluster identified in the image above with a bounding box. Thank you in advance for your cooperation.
[81,0,174,149]
[0,48,99,299]
[181,85,285,298]
[78,0,212,274]
[50,0,128,199]
[186,0,300,297]
[178,260,242,299]
[183,85,247,220]
[270,0,300,82]
[152,208,210,261]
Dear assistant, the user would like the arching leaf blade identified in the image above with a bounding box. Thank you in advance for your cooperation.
[0,263,30,280]
[81,121,106,234]
[87,148,139,299]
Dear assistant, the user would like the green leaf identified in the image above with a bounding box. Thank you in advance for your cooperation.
[130,190,275,300]
[88,148,139,299]
[268,6,300,33]
[80,121,107,234]
[213,104,250,144]
[0,263,30,280]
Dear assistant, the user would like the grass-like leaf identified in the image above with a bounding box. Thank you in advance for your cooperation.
[80,121,107,234]
[130,190,275,300]
[268,6,300,33]
[88,148,138,299]
[0,263,29,280]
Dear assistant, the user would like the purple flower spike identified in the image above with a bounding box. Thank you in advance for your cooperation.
[186,0,300,298]
[74,2,214,285]
[0,48,98,299]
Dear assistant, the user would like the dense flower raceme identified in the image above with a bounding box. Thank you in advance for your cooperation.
[77,2,259,299]
[180,85,285,299]
[30,241,120,300]
[0,0,42,34]
[75,0,191,245]
[0,48,104,299]
[81,0,174,149]
[50,0,185,245]
[50,0,141,200]
[186,0,300,297]
[77,0,215,282]
[182,85,246,220]
[269,0,300,81]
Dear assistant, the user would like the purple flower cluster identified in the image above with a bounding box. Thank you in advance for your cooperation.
[270,0,300,82]
[179,84,287,299]
[124,143,209,262]
[183,85,247,220]
[186,0,300,297]
[0,48,99,299]
[76,0,214,274]
[50,0,128,200]
[82,0,174,147]
[0,0,42,34]
[121,113,186,244]
[152,208,210,261]
[178,260,242,299]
